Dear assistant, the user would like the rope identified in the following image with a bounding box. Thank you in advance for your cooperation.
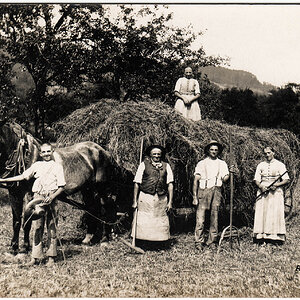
[64,197,128,226]
[1,138,27,188]
[17,139,26,175]
[22,210,35,229]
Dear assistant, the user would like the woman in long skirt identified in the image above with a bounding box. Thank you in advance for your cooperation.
[253,146,289,245]
[174,67,201,121]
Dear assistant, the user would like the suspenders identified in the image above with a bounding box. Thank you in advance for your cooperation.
[203,159,221,189]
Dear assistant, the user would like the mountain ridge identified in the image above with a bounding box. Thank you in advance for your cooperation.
[198,66,277,95]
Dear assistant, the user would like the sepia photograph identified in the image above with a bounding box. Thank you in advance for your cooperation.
[0,1,299,297]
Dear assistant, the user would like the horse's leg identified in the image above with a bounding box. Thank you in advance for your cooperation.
[94,184,117,245]
[90,184,110,245]
[102,193,117,243]
[9,189,31,254]
[81,187,99,245]
[9,193,23,254]
[91,197,106,245]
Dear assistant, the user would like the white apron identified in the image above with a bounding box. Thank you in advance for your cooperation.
[131,191,170,241]
[174,97,201,121]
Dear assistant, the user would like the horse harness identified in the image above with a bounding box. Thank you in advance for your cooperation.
[0,127,34,188]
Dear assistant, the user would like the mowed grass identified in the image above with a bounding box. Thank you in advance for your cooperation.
[0,186,300,297]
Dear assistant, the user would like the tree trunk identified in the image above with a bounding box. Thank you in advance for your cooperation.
[32,82,47,140]
[114,74,128,102]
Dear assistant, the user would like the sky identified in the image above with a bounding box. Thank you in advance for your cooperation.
[166,4,300,87]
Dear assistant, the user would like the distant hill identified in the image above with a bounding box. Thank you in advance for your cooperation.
[198,66,277,95]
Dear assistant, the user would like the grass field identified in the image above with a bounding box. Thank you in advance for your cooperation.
[0,186,300,297]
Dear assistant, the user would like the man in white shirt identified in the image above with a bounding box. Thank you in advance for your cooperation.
[132,145,174,244]
[192,140,230,251]
[0,143,66,265]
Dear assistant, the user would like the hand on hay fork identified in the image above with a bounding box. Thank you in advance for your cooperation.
[255,170,288,202]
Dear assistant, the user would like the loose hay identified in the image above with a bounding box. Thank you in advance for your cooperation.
[53,99,300,226]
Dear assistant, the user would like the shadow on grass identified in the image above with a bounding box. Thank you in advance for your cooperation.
[61,237,84,245]
[135,237,178,252]
[0,189,9,207]
[57,247,82,262]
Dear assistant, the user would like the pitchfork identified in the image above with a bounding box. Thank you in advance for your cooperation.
[119,137,145,254]
[217,128,240,255]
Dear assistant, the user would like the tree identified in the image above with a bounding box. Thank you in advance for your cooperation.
[86,5,226,102]
[261,86,300,136]
[0,50,16,118]
[0,4,105,137]
[0,4,225,137]
[197,73,222,120]
[219,88,260,126]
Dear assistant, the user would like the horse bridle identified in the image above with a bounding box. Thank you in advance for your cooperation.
[0,131,28,188]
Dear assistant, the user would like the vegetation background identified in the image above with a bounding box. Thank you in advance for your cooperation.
[0,4,299,140]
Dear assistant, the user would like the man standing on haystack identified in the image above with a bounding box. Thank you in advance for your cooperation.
[192,140,232,251]
[253,146,289,246]
[174,67,201,121]
[132,145,174,249]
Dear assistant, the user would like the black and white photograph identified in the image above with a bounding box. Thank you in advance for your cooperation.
[0,1,299,297]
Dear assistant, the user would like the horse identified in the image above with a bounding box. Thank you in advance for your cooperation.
[0,120,116,254]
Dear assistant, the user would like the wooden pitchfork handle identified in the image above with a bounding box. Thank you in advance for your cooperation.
[229,128,234,248]
[119,138,145,254]
[131,207,138,248]
[131,137,144,247]
[118,138,146,254]
[255,170,288,201]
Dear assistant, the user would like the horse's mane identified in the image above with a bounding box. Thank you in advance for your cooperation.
[8,122,26,139]
[0,121,41,173]
[2,121,41,148]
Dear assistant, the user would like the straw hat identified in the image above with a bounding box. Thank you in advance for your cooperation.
[204,140,224,155]
[23,198,47,225]
[145,144,166,157]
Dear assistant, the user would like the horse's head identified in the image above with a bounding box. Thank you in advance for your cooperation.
[0,120,26,173]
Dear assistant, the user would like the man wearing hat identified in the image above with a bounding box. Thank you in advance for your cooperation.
[132,144,174,246]
[0,143,66,265]
[192,140,231,250]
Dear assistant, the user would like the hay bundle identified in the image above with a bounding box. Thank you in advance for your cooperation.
[53,99,300,226]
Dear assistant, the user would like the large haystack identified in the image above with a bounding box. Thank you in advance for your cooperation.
[53,99,300,226]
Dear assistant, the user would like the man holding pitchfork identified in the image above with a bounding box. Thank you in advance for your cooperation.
[132,144,174,249]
